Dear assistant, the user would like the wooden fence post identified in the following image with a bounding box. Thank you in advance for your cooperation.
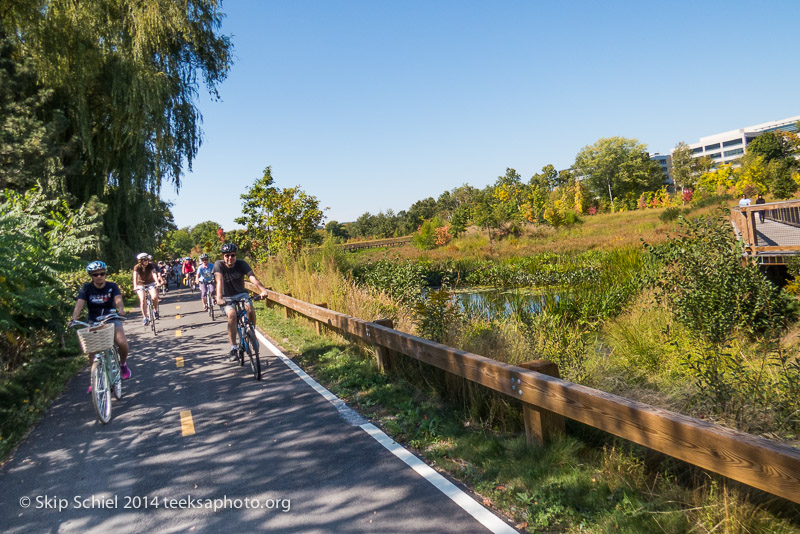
[518,360,565,446]
[373,319,394,372]
[283,292,292,319]
[315,303,328,335]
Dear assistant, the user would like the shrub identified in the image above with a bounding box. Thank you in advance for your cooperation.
[645,212,797,344]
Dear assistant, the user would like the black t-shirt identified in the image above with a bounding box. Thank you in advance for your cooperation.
[77,282,121,321]
[213,259,253,297]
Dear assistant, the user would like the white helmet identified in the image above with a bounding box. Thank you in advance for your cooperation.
[136,252,148,260]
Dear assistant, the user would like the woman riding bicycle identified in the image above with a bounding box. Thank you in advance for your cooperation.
[133,252,163,325]
[213,243,269,360]
[70,261,131,379]
[196,254,216,311]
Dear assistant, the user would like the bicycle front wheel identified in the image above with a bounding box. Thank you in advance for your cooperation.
[148,298,157,335]
[109,348,122,400]
[245,326,261,380]
[91,357,112,424]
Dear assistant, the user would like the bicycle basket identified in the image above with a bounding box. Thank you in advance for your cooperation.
[76,323,115,353]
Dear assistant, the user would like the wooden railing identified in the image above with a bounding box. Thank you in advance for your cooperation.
[251,286,800,504]
[338,236,412,251]
[732,199,800,254]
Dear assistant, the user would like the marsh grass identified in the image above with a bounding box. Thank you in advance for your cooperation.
[255,303,800,533]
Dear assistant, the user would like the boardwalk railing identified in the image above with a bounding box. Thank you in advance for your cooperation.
[731,199,800,259]
[339,236,412,252]
[252,286,800,504]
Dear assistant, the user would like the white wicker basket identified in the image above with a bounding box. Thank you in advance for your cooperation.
[76,323,115,354]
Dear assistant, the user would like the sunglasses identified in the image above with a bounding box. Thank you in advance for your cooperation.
[91,272,107,277]
[224,253,236,258]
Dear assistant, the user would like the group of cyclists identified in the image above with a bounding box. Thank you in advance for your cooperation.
[70,243,270,382]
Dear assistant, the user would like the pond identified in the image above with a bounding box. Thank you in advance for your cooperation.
[451,288,552,319]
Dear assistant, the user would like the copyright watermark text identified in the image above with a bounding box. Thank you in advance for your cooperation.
[19,494,291,513]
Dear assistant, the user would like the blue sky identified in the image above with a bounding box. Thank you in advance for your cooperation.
[164,0,800,230]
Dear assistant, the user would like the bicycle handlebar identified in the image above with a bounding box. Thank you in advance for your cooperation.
[69,313,127,329]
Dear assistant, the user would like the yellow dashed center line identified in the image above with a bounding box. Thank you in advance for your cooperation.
[176,305,180,309]
[180,410,195,436]
[175,314,181,320]
[176,356,184,367]
[175,329,182,337]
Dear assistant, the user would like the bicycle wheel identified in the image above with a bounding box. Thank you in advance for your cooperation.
[109,348,123,400]
[91,357,112,424]
[148,297,157,335]
[208,293,215,320]
[245,326,262,380]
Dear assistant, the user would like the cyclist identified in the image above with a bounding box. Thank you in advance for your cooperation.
[156,260,169,293]
[196,253,216,311]
[133,252,163,325]
[182,256,196,288]
[213,243,269,360]
[70,261,131,380]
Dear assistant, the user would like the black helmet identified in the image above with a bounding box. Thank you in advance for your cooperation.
[220,243,238,254]
[200,253,209,260]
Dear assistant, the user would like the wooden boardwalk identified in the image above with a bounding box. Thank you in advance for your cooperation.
[731,199,800,264]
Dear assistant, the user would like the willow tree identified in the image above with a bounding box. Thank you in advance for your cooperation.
[1,0,232,266]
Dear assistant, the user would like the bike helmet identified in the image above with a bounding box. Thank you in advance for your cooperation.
[86,260,107,273]
[147,254,153,260]
[220,243,238,254]
[136,252,148,261]
[200,253,209,260]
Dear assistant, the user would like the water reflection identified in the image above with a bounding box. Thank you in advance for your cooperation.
[452,288,550,319]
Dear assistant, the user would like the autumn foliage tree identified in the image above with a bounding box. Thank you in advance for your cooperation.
[236,167,324,261]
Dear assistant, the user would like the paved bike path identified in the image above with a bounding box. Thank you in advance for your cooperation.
[0,287,517,533]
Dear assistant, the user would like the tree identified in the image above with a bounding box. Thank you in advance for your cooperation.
[160,228,194,259]
[236,167,324,260]
[190,221,224,253]
[325,220,348,240]
[573,137,663,210]
[669,142,706,194]
[2,0,233,266]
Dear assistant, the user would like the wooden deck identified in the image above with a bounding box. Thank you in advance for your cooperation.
[731,199,800,264]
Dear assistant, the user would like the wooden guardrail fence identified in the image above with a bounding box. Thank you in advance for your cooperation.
[250,285,800,504]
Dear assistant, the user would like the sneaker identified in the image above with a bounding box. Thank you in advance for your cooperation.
[121,363,131,380]
[154,310,160,320]
[87,386,92,393]
[142,317,149,326]
[229,348,238,361]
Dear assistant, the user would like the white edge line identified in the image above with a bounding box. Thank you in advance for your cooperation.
[254,328,517,534]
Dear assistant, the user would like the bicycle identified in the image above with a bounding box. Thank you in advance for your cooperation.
[184,272,197,292]
[200,279,216,320]
[138,285,157,335]
[226,295,263,380]
[70,313,126,424]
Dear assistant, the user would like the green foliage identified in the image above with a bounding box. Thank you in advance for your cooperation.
[236,166,324,260]
[658,206,686,222]
[352,260,430,305]
[413,289,462,343]
[573,136,663,209]
[412,217,445,250]
[2,0,230,266]
[0,187,101,370]
[645,214,797,344]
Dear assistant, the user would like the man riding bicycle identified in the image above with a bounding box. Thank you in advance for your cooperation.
[213,243,269,360]
[70,261,131,380]
[196,253,216,312]
[133,252,163,325]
